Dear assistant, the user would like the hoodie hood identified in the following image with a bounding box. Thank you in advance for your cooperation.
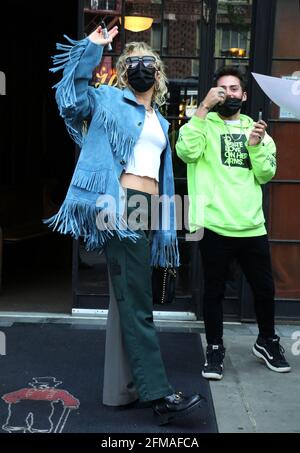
[207,112,253,129]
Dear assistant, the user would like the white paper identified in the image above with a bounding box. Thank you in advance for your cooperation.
[252,72,300,119]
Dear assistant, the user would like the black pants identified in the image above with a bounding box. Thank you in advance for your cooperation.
[200,229,275,345]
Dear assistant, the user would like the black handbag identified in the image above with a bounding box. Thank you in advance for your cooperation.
[152,267,177,305]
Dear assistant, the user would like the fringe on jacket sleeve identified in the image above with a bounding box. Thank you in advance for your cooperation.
[49,35,103,146]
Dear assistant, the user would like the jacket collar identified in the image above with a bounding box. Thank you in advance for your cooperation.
[123,87,139,104]
[122,87,159,112]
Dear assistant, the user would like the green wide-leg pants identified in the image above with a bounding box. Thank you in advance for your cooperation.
[104,189,173,402]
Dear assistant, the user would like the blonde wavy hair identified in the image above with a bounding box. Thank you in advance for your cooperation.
[116,42,168,107]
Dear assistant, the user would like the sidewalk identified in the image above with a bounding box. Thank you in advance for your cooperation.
[202,324,300,433]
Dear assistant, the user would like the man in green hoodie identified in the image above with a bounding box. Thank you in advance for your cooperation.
[176,66,291,380]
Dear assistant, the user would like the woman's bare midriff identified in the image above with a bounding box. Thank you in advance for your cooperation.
[120,172,159,195]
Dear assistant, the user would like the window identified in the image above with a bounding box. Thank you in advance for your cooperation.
[215,0,252,59]
[151,21,168,53]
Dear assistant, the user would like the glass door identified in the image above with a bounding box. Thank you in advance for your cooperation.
[72,0,216,318]
[212,0,254,321]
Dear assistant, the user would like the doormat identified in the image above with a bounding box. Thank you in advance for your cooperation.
[0,323,217,434]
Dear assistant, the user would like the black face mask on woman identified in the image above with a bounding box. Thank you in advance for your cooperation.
[127,62,156,93]
[216,97,243,117]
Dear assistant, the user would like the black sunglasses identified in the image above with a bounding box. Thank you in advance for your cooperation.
[125,56,156,69]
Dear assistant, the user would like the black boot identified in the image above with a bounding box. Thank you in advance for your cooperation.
[152,392,206,425]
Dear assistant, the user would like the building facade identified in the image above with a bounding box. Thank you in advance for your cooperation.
[0,0,299,321]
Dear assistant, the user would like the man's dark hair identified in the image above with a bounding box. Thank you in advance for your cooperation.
[213,66,247,91]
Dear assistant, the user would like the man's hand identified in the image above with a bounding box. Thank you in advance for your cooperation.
[88,25,118,46]
[248,120,267,146]
[202,87,226,110]
[194,87,226,118]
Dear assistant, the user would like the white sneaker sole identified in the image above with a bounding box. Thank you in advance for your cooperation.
[252,346,291,373]
[202,370,223,380]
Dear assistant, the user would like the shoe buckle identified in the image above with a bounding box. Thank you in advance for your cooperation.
[174,392,183,401]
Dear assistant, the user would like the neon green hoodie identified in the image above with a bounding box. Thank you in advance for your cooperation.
[176,112,276,237]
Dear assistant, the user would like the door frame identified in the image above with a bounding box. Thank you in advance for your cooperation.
[71,0,218,317]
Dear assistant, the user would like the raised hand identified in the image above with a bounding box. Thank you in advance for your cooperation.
[248,120,267,146]
[194,87,226,118]
[88,25,119,46]
[202,87,226,111]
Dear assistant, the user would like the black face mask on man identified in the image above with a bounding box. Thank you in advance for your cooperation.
[127,62,156,93]
[216,97,243,118]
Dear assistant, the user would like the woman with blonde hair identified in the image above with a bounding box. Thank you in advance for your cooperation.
[47,25,205,425]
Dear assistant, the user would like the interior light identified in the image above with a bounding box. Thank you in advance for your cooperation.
[119,16,153,32]
[229,47,246,57]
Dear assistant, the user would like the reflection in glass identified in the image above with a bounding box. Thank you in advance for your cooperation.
[215,0,252,61]
[214,57,249,79]
[161,0,201,57]
[151,21,168,53]
[98,0,117,9]
[85,0,117,10]
[124,0,201,58]
[124,0,161,43]
[161,58,200,121]
[90,0,98,10]
[176,240,193,298]
[77,240,109,297]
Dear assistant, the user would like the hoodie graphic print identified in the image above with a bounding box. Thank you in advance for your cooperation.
[176,112,277,237]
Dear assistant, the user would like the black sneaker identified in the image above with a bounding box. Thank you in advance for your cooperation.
[152,392,206,426]
[252,335,291,373]
[202,344,226,380]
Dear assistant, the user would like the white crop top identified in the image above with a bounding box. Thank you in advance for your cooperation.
[124,110,167,182]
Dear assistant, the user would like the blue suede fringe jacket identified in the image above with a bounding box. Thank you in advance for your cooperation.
[46,36,180,267]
